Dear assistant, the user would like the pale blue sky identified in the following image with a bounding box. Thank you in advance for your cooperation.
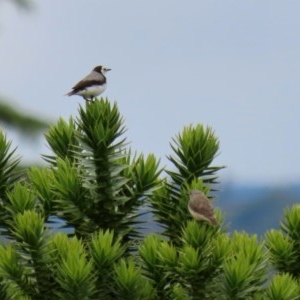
[1,1,300,185]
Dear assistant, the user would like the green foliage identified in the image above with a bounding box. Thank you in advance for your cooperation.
[0,97,298,299]
[166,124,224,186]
[0,131,21,199]
[2,0,33,11]
[266,204,300,277]
[264,273,300,300]
[0,244,32,299]
[0,132,23,237]
[44,118,78,164]
[0,101,48,134]
[150,125,224,245]
[90,229,125,270]
[0,211,53,299]
[137,227,231,300]
[266,230,296,273]
[218,232,268,299]
[28,167,55,217]
[139,234,178,298]
[113,258,154,299]
[54,236,96,300]
[42,100,163,243]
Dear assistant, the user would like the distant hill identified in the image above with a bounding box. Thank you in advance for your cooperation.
[216,183,300,235]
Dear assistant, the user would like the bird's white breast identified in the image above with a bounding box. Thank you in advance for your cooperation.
[76,84,107,97]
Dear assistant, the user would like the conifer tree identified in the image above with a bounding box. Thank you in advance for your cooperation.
[0,98,298,299]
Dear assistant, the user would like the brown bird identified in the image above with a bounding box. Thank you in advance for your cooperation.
[188,190,218,226]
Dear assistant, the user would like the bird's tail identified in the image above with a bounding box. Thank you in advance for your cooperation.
[65,90,74,96]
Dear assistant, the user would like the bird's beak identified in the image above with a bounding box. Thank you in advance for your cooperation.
[106,68,112,71]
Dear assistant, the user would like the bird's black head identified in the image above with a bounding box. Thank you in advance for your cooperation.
[93,66,111,74]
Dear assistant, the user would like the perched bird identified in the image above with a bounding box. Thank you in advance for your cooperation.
[66,65,111,101]
[188,190,218,226]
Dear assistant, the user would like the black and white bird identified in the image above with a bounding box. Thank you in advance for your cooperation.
[66,65,111,101]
